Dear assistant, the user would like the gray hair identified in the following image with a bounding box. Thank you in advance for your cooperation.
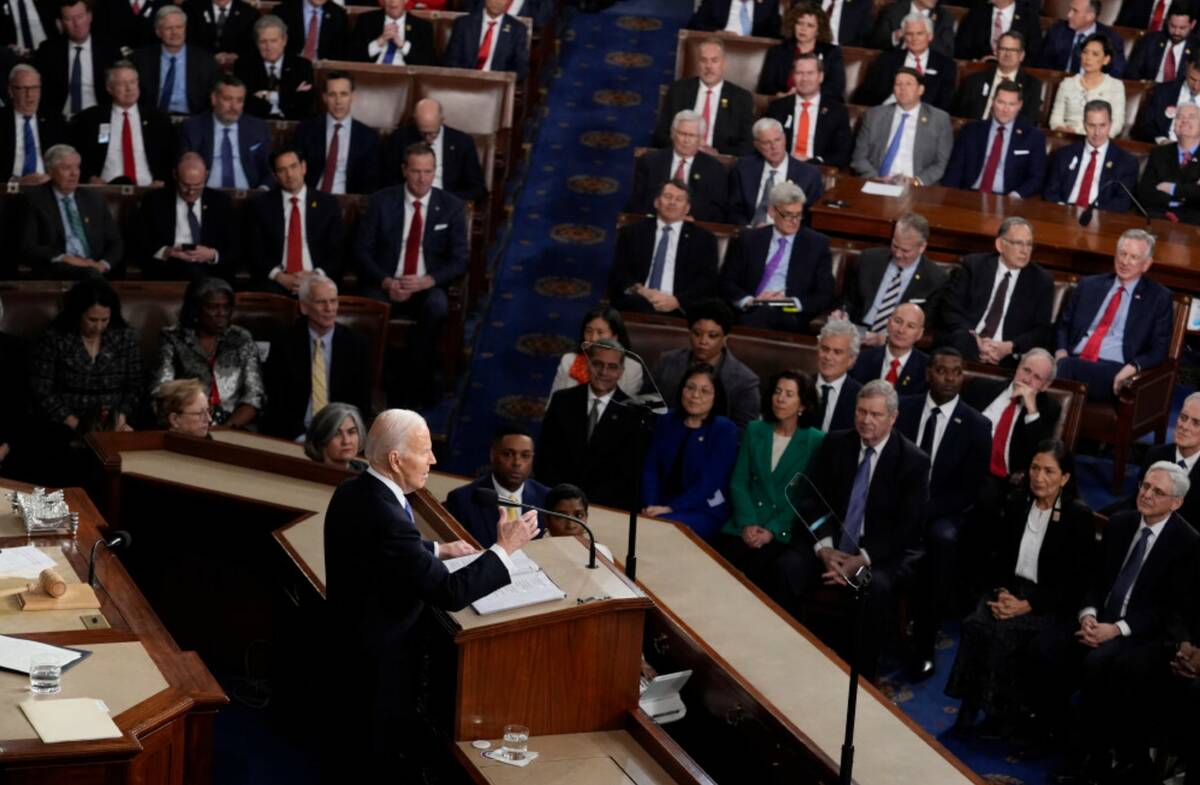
[998,216,1034,239]
[671,109,706,136]
[752,117,784,139]
[305,403,366,462]
[254,14,287,38]
[44,144,79,168]
[768,180,806,208]
[901,11,934,35]
[299,274,338,303]
[859,379,899,414]
[1021,347,1057,383]
[1183,391,1200,411]
[1146,460,1191,498]
[105,59,138,86]
[1118,228,1156,260]
[8,63,40,85]
[895,212,929,242]
[364,409,426,468]
[155,5,186,25]
[1176,102,1200,121]
[819,318,861,358]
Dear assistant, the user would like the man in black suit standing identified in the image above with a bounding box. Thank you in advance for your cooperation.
[857,13,956,110]
[134,151,236,280]
[443,0,528,80]
[2,64,66,185]
[951,30,1043,125]
[34,0,118,120]
[1141,391,1200,527]
[686,0,780,37]
[263,275,371,440]
[324,408,538,777]
[278,0,347,62]
[816,319,863,433]
[130,5,218,116]
[720,181,835,332]
[247,146,344,293]
[348,0,436,66]
[1043,99,1139,212]
[849,302,929,396]
[1134,54,1200,144]
[776,379,929,681]
[871,0,955,56]
[444,425,549,548]
[765,53,852,170]
[954,0,1042,62]
[939,217,1055,366]
[183,0,259,69]
[71,60,174,185]
[1125,4,1197,82]
[727,116,824,227]
[294,70,379,195]
[652,37,753,157]
[1138,102,1200,223]
[179,73,272,188]
[608,179,719,317]
[234,15,315,120]
[626,109,727,222]
[388,97,487,204]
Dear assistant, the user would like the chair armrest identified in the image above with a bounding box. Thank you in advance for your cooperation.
[1117,361,1178,429]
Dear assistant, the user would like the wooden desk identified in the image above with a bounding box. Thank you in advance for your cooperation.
[810,175,1200,295]
[0,480,224,784]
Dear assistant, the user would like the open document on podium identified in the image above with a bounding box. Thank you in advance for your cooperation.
[445,550,567,615]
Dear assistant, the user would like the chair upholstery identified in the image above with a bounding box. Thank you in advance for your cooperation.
[675,29,780,93]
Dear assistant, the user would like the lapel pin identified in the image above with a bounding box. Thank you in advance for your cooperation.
[820,106,827,114]
[311,200,317,208]
[1105,160,1113,168]
[720,98,728,108]
[920,115,928,124]
[953,416,962,424]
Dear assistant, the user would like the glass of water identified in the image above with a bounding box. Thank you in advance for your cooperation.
[29,654,62,695]
[501,724,529,761]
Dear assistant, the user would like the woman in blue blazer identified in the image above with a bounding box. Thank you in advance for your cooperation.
[641,363,739,540]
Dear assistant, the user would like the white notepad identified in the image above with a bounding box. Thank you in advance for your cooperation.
[470,570,566,615]
[0,636,84,674]
[861,180,905,197]
[20,698,122,743]
[444,549,540,577]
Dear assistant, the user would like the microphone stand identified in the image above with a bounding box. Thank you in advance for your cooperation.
[1078,179,1153,229]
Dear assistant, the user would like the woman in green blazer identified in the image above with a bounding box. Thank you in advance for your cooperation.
[717,369,824,589]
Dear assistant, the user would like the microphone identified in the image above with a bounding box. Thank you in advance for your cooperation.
[1078,180,1152,228]
[783,474,870,590]
[471,487,599,569]
[88,530,132,587]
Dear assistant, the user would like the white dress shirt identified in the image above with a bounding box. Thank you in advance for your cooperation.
[10,112,44,177]
[586,386,615,422]
[324,113,351,194]
[100,104,154,185]
[917,393,958,465]
[814,433,891,564]
[878,347,912,381]
[818,373,848,432]
[982,67,1020,118]
[982,382,1040,465]
[1014,502,1053,582]
[367,13,407,63]
[791,94,821,160]
[973,261,1020,340]
[393,187,429,277]
[883,107,919,177]
[272,186,316,278]
[261,56,285,116]
[158,194,219,266]
[7,0,47,51]
[1079,516,1168,636]
[63,37,98,117]
[1158,38,1187,83]
[668,152,694,182]
[647,218,683,293]
[1066,140,1109,205]
[826,0,845,42]
[476,12,505,72]
[692,80,724,147]
[1176,447,1200,475]
[723,0,755,34]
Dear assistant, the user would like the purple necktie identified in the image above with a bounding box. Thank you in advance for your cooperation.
[755,237,790,296]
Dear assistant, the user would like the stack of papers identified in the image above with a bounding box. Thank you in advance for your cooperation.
[443,549,566,615]
[444,549,540,577]
[0,546,57,579]
[20,698,121,743]
[0,636,86,674]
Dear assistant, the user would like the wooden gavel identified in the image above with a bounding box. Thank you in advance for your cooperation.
[0,569,68,599]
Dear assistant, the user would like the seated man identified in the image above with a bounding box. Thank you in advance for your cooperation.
[1037,0,1126,76]
[70,60,174,186]
[951,31,1043,124]
[131,5,219,115]
[33,0,119,120]
[607,179,719,317]
[1141,391,1200,527]
[871,0,954,56]
[182,0,259,69]
[856,15,956,110]
[775,379,930,682]
[293,69,380,195]
[953,0,1043,62]
[388,97,487,204]
[1118,0,1194,34]
[1138,102,1200,224]
[262,276,371,440]
[941,80,1046,198]
[134,151,237,281]
[764,53,853,170]
[234,15,316,120]
[939,216,1054,365]
[444,425,549,548]
[815,319,863,433]
[686,0,781,37]
[652,37,753,157]
[246,146,345,293]
[727,117,824,227]
[1125,3,1197,82]
[467,0,553,28]
[277,0,349,62]
[626,110,727,223]
[19,143,122,278]
[1134,53,1200,144]
[719,181,835,333]
[2,65,67,186]
[443,0,528,80]
[1055,229,1174,402]
[348,0,437,66]
[849,302,929,396]
[1044,99,1139,212]
[851,68,953,186]
[179,74,272,188]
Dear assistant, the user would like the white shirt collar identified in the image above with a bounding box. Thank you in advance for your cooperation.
[819,372,847,390]
[282,185,306,204]
[885,346,912,365]
[491,474,525,501]
[367,466,410,507]
[587,386,615,406]
[925,393,958,415]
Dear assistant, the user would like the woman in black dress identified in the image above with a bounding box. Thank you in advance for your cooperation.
[757,3,846,103]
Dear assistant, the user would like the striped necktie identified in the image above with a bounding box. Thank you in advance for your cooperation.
[870,269,903,332]
[311,336,328,413]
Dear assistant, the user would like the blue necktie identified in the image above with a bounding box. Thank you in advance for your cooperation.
[159,56,177,113]
[1103,526,1152,621]
[647,225,671,290]
[70,46,83,115]
[739,1,752,35]
[186,200,202,243]
[879,113,909,177]
[16,0,34,51]
[1179,459,1189,470]
[220,127,235,187]
[839,445,875,553]
[1069,32,1085,72]
[384,40,397,64]
[21,116,37,176]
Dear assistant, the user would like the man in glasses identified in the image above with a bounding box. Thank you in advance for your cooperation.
[952,31,1043,125]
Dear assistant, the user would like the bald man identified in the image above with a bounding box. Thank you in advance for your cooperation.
[849,302,930,395]
[388,97,487,203]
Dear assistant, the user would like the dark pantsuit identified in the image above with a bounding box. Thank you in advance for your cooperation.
[1056,357,1123,403]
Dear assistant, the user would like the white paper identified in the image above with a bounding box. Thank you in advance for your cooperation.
[471,571,566,615]
[0,636,83,674]
[20,698,121,743]
[0,546,57,579]
[861,181,905,197]
[445,549,540,577]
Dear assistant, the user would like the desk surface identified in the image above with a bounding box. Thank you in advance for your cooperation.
[455,730,681,785]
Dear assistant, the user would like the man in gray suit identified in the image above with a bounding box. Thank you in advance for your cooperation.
[851,67,953,186]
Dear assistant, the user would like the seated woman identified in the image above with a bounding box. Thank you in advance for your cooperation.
[944,439,1095,735]
[544,483,613,560]
[152,379,212,438]
[1049,34,1125,137]
[757,3,845,102]
[717,369,823,587]
[153,277,264,429]
[304,403,367,471]
[550,305,643,398]
[640,363,738,540]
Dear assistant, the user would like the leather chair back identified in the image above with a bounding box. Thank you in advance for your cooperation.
[675,29,779,93]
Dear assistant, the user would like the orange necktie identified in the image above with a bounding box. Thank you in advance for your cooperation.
[793,100,811,158]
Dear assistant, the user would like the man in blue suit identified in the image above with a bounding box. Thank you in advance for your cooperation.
[727,117,824,227]
[444,425,549,548]
[686,0,780,37]
[1044,99,1139,211]
[443,0,528,80]
[1038,0,1126,76]
[1055,229,1175,402]
[942,80,1046,198]
[850,302,929,396]
[179,74,272,188]
[293,69,379,194]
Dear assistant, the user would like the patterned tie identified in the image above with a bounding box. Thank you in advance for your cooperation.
[794,100,812,158]
[303,9,320,60]
[989,398,1019,477]
[1103,527,1153,621]
[885,357,901,385]
[1079,286,1124,362]
[1164,45,1177,82]
[674,156,687,181]
[647,225,671,290]
[320,122,341,192]
[286,196,303,273]
[403,199,422,275]
[70,46,84,116]
[21,116,37,176]
[919,406,940,457]
[739,0,752,35]
[311,336,328,414]
[586,398,601,441]
[978,125,1005,193]
[1075,149,1099,208]
[879,113,909,177]
[476,21,497,69]
[122,111,137,182]
[979,271,1011,339]
[1150,0,1168,31]
[220,128,235,187]
[991,9,1004,53]
[159,56,177,113]
[752,170,775,225]
[755,237,790,296]
[186,199,202,244]
[62,196,92,258]
[839,445,875,553]
[870,269,903,332]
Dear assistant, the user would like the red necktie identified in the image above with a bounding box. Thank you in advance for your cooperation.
[674,157,687,181]
[989,399,1019,476]
[1150,0,1168,31]
[1184,149,1194,165]
[978,125,1005,193]
[207,354,220,406]
[320,122,341,192]
[701,89,713,145]
[1079,286,1124,362]
[131,0,141,15]
[121,111,137,183]
[913,54,924,76]
[1075,149,1099,207]
[403,199,422,275]
[794,100,811,158]
[885,357,900,384]
[991,10,1004,53]
[1164,45,1177,82]
[286,196,303,273]
[303,9,319,61]
[476,21,497,69]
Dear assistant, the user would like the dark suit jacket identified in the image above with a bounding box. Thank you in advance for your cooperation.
[348,10,436,66]
[443,474,549,548]
[93,0,164,50]
[757,41,845,103]
[1137,141,1200,224]
[354,185,467,288]
[607,217,719,314]
[69,103,175,183]
[1116,0,1179,29]
[469,0,552,27]
[246,187,346,282]
[179,111,273,188]
[953,1,1043,62]
[843,248,948,326]
[535,384,645,510]
[18,182,123,273]
[1055,273,1174,371]
[262,318,371,439]
[727,154,824,226]
[183,0,259,57]
[1134,81,1192,143]
[961,375,1060,475]
[851,346,929,395]
[765,94,853,169]
[0,0,57,48]
[940,252,1055,354]
[0,106,66,178]
[720,225,836,316]
[1126,31,1198,82]
[941,117,1047,197]
[870,1,955,57]
[897,394,991,522]
[33,35,120,119]
[832,0,875,46]
[951,66,1043,125]
[1037,21,1127,77]
[854,48,956,110]
[278,0,349,61]
[443,11,528,80]
[1043,140,1139,211]
[993,493,1095,617]
[652,77,755,156]
[1142,443,1200,529]
[626,148,727,223]
[130,43,219,115]
[821,374,861,432]
[388,124,487,203]
[686,0,781,37]
[234,52,316,120]
[294,114,380,195]
[134,185,238,278]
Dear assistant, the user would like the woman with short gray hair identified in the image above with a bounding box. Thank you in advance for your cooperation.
[305,403,367,471]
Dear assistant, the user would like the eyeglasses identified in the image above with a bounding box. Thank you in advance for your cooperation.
[1001,237,1035,249]
[773,208,805,222]
[1138,481,1174,499]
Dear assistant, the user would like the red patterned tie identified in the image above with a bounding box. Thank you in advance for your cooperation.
[701,89,713,145]
[286,196,303,273]
[131,0,141,15]
[303,10,319,60]
[1075,149,1098,208]
[989,399,1019,476]
[476,21,497,69]
[913,54,924,76]
[1150,0,1168,31]
[320,122,341,192]
[674,157,687,181]
[1079,286,1124,362]
[885,357,900,384]
[121,111,137,182]
[403,200,422,275]
[978,125,1005,193]
[1164,46,1177,82]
